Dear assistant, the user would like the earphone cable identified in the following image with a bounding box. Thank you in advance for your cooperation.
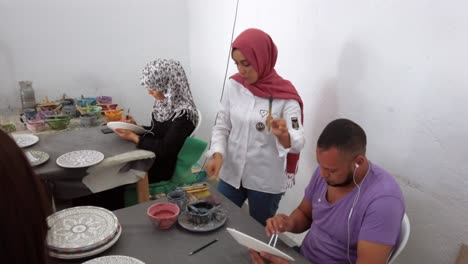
[347,161,372,264]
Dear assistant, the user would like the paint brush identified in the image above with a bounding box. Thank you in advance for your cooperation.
[189,238,218,256]
[266,96,273,131]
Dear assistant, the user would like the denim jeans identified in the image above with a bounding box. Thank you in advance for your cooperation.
[217,179,283,226]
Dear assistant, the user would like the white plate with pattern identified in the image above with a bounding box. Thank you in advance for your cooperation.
[12,133,39,148]
[106,121,147,135]
[47,206,119,252]
[26,150,50,166]
[56,150,104,168]
[83,255,145,264]
[226,228,295,262]
[49,225,122,259]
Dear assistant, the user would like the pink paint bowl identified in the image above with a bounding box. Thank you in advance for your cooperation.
[37,110,54,120]
[97,103,118,111]
[26,119,46,133]
[96,96,112,104]
[147,202,180,230]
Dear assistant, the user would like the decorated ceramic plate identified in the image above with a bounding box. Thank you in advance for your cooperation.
[47,206,119,252]
[83,255,145,264]
[226,228,295,262]
[178,207,227,232]
[49,225,122,259]
[56,150,104,168]
[26,150,49,166]
[11,133,39,148]
[107,121,147,135]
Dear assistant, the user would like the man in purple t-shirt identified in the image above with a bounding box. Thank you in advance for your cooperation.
[249,119,405,264]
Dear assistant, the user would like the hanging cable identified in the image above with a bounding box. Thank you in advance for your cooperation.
[219,0,240,102]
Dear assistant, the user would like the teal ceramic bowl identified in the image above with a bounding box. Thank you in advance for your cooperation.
[81,105,102,115]
[76,98,97,107]
[80,106,102,121]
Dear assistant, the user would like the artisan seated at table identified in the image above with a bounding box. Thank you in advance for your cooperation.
[74,59,198,210]
[115,58,198,184]
[249,119,405,264]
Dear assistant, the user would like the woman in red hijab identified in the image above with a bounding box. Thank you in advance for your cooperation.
[206,28,305,225]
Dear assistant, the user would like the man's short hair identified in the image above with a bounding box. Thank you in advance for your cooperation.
[317,118,367,156]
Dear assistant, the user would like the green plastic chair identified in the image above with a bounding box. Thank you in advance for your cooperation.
[124,136,208,207]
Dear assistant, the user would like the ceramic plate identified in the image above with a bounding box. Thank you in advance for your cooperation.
[226,228,295,262]
[56,150,104,168]
[178,207,227,232]
[12,133,39,148]
[83,255,145,264]
[49,225,122,260]
[26,150,49,166]
[107,122,147,135]
[47,206,119,252]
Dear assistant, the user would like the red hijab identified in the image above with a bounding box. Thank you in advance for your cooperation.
[231,28,303,174]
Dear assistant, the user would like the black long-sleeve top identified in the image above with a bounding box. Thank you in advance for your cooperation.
[137,113,195,183]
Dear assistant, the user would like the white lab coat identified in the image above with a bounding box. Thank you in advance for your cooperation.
[207,79,305,194]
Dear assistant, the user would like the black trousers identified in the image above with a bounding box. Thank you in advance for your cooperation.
[72,185,126,211]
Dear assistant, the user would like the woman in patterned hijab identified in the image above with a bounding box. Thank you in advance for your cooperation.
[140,59,199,126]
[115,59,198,183]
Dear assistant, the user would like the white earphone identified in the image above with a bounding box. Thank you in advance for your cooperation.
[347,161,370,264]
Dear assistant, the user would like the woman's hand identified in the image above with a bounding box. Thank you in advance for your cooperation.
[114,129,139,144]
[248,248,291,264]
[265,214,293,237]
[205,152,223,179]
[270,118,291,148]
[122,115,137,125]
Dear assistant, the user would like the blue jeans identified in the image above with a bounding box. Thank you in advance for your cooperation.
[217,179,283,226]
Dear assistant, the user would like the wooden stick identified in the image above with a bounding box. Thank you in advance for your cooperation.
[182,183,208,191]
[136,174,150,203]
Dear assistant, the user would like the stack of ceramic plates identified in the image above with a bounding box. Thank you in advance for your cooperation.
[83,255,145,264]
[46,206,121,259]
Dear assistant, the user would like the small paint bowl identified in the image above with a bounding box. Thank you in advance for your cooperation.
[38,102,61,112]
[61,104,79,118]
[0,124,16,133]
[81,106,102,115]
[167,189,188,212]
[96,96,112,104]
[37,110,54,120]
[46,115,71,130]
[104,109,123,122]
[80,114,98,127]
[26,119,46,133]
[187,200,216,225]
[147,202,180,230]
[97,103,118,111]
[76,98,97,107]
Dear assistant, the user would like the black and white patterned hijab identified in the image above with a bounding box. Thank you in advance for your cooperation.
[140,59,198,126]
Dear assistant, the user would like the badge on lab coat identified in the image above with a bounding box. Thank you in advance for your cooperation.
[256,122,265,132]
[292,117,299,130]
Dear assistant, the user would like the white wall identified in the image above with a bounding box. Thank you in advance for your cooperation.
[188,1,468,263]
[187,0,241,142]
[0,0,189,123]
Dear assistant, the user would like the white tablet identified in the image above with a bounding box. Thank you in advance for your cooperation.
[226,228,295,262]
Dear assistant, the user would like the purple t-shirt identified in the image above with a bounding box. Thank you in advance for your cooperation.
[300,163,405,264]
